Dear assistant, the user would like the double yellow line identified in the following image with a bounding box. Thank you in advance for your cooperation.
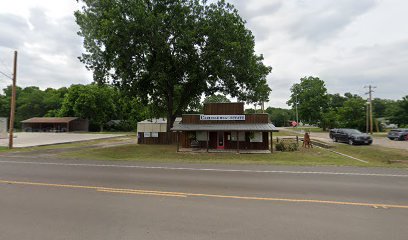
[1,179,408,209]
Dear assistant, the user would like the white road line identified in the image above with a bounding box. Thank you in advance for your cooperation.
[0,160,407,177]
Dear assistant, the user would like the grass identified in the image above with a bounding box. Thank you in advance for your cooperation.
[334,144,408,164]
[57,141,408,168]
[0,146,8,152]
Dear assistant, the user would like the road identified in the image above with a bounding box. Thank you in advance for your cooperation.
[0,157,408,240]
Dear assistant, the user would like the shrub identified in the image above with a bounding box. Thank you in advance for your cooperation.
[275,141,299,152]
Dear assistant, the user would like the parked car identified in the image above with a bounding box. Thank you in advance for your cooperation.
[387,129,408,141]
[329,128,373,145]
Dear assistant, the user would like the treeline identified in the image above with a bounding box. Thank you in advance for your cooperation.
[287,76,408,131]
[0,84,148,131]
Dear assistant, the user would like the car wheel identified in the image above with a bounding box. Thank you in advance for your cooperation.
[405,135,408,141]
[348,139,354,145]
[333,137,337,142]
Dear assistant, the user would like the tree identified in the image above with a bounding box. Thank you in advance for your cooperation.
[287,76,328,125]
[389,96,408,127]
[75,0,272,131]
[265,107,294,127]
[59,84,117,131]
[337,97,366,131]
[203,94,231,104]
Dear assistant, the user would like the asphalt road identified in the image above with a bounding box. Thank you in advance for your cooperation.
[0,157,407,240]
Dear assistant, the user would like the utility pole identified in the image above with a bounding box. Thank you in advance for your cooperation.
[364,85,376,135]
[8,51,17,149]
[365,101,369,134]
[295,93,299,127]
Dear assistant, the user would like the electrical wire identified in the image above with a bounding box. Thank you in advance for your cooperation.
[0,70,12,80]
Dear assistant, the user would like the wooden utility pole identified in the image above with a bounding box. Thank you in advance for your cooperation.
[8,51,17,149]
[365,101,369,134]
[365,85,376,135]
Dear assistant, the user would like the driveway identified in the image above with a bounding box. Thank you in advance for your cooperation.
[0,132,128,148]
[289,130,408,151]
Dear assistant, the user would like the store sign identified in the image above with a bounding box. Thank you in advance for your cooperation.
[200,115,245,121]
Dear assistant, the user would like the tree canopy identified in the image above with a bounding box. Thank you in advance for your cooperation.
[287,76,328,125]
[75,0,272,130]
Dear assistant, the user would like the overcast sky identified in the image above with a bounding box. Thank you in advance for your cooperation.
[0,0,407,108]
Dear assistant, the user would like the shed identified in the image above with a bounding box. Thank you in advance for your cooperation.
[21,117,89,132]
[137,118,181,144]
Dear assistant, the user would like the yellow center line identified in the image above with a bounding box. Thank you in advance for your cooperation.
[97,189,187,198]
[1,179,408,209]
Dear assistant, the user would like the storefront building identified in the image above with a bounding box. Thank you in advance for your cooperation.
[171,102,278,153]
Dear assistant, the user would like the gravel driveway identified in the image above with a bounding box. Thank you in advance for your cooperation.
[306,132,408,151]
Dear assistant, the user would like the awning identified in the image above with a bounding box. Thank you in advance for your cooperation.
[171,123,278,132]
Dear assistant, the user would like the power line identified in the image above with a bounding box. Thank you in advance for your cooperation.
[0,70,12,80]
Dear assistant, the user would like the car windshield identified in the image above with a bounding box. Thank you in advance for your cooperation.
[345,129,362,134]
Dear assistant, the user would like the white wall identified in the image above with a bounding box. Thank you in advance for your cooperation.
[0,118,7,139]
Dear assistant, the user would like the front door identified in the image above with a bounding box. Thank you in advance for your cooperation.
[217,131,224,149]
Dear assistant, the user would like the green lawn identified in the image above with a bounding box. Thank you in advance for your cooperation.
[334,144,408,164]
[58,142,408,168]
[0,146,8,152]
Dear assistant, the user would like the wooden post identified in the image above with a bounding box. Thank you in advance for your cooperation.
[8,51,17,149]
[237,131,240,154]
[206,131,209,153]
[270,132,273,153]
[176,131,180,152]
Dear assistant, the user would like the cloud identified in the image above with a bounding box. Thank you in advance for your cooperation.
[0,7,91,91]
[0,13,29,49]
[321,39,408,99]
[287,0,378,42]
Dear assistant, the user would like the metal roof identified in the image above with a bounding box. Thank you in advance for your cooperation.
[21,117,79,124]
[138,117,182,124]
[171,123,278,132]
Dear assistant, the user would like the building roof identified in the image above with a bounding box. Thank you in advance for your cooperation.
[171,123,278,132]
[138,118,182,124]
[21,117,79,124]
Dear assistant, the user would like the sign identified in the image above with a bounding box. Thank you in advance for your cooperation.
[200,115,245,121]
[143,132,151,138]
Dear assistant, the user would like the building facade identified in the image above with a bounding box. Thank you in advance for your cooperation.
[171,102,278,153]
[137,118,181,144]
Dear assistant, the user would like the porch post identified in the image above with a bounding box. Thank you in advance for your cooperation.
[237,131,240,154]
[176,131,180,152]
[206,131,209,153]
[270,131,273,153]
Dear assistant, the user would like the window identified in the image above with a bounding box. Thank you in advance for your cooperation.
[250,132,263,142]
[231,131,245,141]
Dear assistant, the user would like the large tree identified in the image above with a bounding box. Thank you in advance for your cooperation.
[389,95,408,127]
[287,76,328,125]
[337,96,366,131]
[75,0,271,130]
[59,84,117,131]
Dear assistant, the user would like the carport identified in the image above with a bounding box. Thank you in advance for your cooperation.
[21,117,89,132]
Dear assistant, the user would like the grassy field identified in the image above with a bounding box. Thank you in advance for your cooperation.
[57,142,408,168]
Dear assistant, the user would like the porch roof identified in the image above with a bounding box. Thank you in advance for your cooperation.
[171,123,278,132]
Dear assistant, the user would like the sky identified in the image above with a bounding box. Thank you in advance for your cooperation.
[0,0,407,108]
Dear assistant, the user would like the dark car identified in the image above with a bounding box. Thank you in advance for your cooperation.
[329,128,373,145]
[387,129,408,141]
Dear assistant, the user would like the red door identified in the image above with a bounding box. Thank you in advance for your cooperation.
[217,131,224,149]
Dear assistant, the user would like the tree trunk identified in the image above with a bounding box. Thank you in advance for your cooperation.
[100,125,104,132]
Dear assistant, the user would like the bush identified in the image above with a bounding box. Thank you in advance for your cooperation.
[275,140,299,152]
